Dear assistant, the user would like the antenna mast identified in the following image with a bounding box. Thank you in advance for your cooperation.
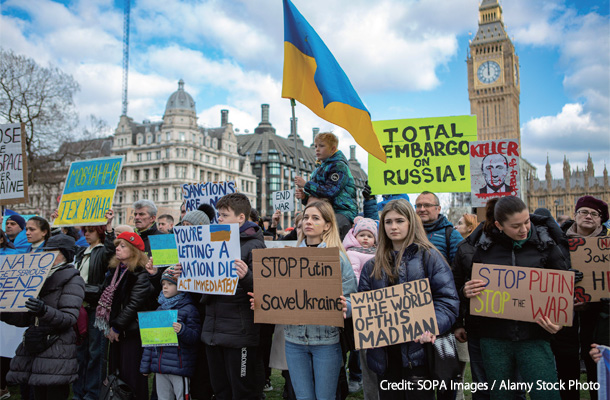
[121,0,130,116]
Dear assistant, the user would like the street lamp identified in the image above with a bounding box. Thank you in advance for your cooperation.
[554,199,560,219]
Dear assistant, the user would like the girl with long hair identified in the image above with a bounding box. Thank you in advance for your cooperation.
[358,199,459,400]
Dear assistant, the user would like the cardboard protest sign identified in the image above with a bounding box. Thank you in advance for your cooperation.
[0,252,58,312]
[272,189,295,212]
[470,263,574,326]
[54,156,124,227]
[264,240,298,249]
[138,310,178,347]
[368,116,477,194]
[174,224,241,295]
[252,247,344,327]
[0,123,28,205]
[569,237,610,302]
[470,139,520,207]
[181,181,236,223]
[351,279,437,350]
[149,234,179,267]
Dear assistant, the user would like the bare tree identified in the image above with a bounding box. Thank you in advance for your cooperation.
[0,47,80,183]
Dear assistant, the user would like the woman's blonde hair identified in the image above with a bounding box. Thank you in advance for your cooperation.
[372,199,437,282]
[297,201,347,258]
[109,238,149,272]
[462,213,478,237]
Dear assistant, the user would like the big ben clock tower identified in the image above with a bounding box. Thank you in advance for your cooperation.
[468,0,520,143]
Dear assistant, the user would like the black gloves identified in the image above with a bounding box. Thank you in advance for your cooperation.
[25,298,47,316]
[362,181,374,201]
[569,269,584,284]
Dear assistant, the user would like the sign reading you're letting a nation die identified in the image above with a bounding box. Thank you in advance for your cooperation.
[470,263,574,326]
[252,248,344,328]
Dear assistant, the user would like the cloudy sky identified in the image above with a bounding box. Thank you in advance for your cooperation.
[2,0,608,182]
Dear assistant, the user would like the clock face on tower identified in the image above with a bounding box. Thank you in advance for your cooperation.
[477,61,501,84]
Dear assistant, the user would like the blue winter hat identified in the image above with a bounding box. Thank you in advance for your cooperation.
[377,194,411,211]
[6,214,26,230]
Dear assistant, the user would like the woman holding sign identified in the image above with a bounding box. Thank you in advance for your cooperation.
[283,201,358,400]
[358,199,459,400]
[454,196,570,400]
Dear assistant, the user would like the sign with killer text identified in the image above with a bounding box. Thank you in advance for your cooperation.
[470,139,520,207]
[54,156,124,227]
[138,310,178,347]
[351,279,438,350]
[182,181,236,223]
[252,248,344,327]
[0,123,28,206]
[149,234,179,267]
[470,263,574,326]
[272,189,295,212]
[0,252,58,312]
[174,224,241,295]
[368,116,477,194]
[569,237,610,302]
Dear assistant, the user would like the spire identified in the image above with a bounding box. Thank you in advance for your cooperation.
[587,153,594,177]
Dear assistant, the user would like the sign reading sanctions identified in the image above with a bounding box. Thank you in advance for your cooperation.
[368,115,477,194]
[252,248,344,328]
[470,263,574,326]
[55,156,124,227]
[351,279,437,350]
[569,237,610,302]
[0,252,57,312]
[174,224,241,295]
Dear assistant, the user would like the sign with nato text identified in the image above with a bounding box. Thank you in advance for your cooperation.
[174,224,241,295]
[54,156,124,227]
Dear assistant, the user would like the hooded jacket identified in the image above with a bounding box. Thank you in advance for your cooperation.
[2,263,85,386]
[452,214,570,341]
[359,244,459,375]
[201,221,266,348]
[302,150,358,222]
[140,294,201,377]
[423,214,464,264]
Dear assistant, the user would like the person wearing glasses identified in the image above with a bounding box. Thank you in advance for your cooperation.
[556,195,608,400]
[415,191,464,264]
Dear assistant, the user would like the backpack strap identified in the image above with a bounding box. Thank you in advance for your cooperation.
[444,226,453,260]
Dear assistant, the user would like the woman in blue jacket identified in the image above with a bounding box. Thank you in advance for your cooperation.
[25,216,51,253]
[284,201,357,400]
[358,199,459,400]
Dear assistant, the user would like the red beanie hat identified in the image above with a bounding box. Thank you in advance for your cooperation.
[117,231,145,252]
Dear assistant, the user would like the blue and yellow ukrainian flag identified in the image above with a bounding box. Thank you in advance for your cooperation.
[282,0,386,163]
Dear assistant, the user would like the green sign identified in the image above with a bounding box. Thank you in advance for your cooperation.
[368,115,478,194]
[138,310,178,347]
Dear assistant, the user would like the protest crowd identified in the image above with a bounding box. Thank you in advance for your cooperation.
[0,130,608,400]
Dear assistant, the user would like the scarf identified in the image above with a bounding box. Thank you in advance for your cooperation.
[94,264,128,335]
[566,223,603,238]
[349,246,377,255]
[158,291,187,310]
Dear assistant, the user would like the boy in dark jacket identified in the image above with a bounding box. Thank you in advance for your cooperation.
[202,192,266,400]
[295,132,357,238]
[140,266,201,399]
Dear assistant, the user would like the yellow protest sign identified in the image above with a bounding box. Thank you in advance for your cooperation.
[368,116,477,194]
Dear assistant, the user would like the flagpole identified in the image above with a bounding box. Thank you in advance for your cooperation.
[291,99,301,215]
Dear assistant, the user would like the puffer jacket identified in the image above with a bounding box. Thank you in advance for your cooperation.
[201,222,266,348]
[423,214,464,264]
[302,150,358,222]
[284,241,358,346]
[358,244,459,375]
[140,294,201,377]
[2,263,85,386]
[74,231,116,305]
[102,266,155,337]
[452,214,570,341]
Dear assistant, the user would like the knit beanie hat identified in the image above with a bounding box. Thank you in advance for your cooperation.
[354,218,378,242]
[161,265,178,285]
[182,210,211,226]
[6,214,26,230]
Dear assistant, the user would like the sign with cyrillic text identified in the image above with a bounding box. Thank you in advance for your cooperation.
[138,310,178,347]
[0,123,28,205]
[0,252,58,312]
[351,279,437,350]
[368,116,477,194]
[252,247,344,327]
[181,181,236,223]
[54,156,124,227]
[470,263,574,326]
[470,139,520,207]
[174,224,240,295]
[569,237,610,302]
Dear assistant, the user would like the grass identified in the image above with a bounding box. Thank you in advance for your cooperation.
[5,362,593,399]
